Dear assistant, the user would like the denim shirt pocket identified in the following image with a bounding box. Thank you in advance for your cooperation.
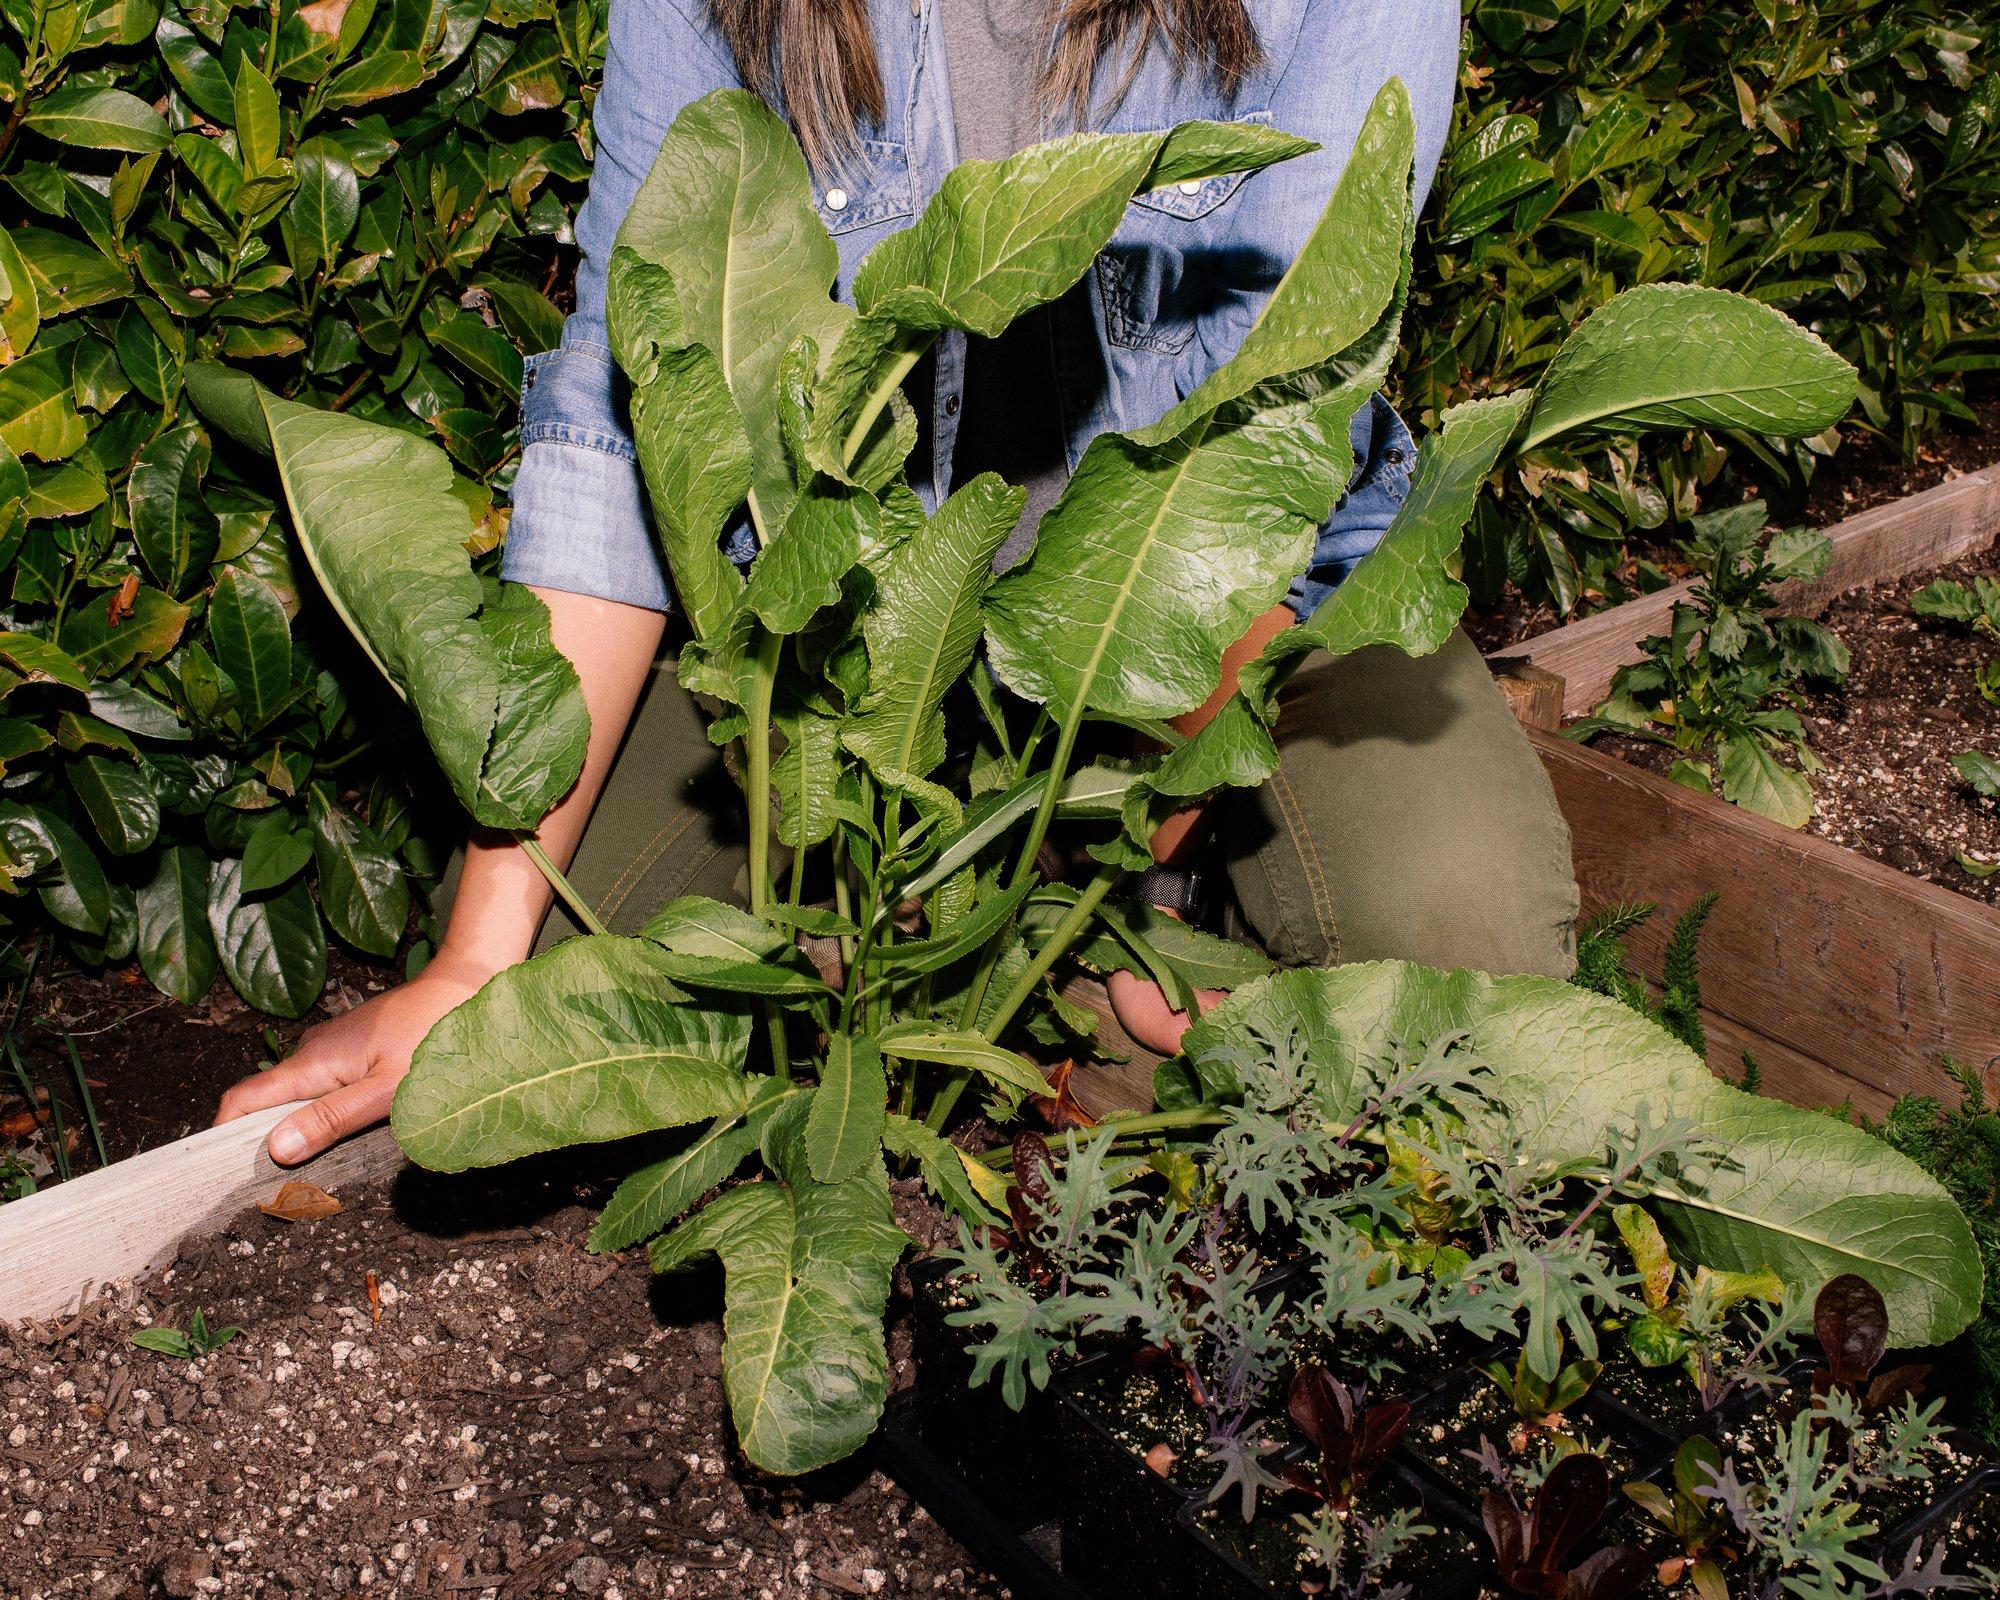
[1096,112,1274,356]
[813,137,916,236]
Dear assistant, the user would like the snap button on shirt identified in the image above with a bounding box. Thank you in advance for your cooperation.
[824,187,850,212]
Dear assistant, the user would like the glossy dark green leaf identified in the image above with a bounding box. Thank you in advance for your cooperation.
[135,841,218,1002]
[127,425,219,595]
[59,587,190,677]
[308,785,407,955]
[239,807,312,891]
[24,86,170,152]
[208,565,292,730]
[207,854,326,1018]
[68,751,161,854]
[287,137,360,274]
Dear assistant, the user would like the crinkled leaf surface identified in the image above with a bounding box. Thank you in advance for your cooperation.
[261,395,586,829]
[806,1033,886,1185]
[844,474,1022,781]
[394,936,754,1173]
[650,1093,907,1474]
[984,85,1415,722]
[605,249,748,641]
[1180,962,1981,1345]
[1519,284,1858,451]
[613,90,844,533]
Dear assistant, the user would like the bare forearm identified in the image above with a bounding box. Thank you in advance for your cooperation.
[1148,602,1295,866]
[435,587,667,972]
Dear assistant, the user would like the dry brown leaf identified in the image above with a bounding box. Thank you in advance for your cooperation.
[108,573,140,626]
[258,1179,342,1222]
[1029,1058,1096,1131]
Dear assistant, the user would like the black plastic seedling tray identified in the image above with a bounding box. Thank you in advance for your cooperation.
[873,1391,1095,1600]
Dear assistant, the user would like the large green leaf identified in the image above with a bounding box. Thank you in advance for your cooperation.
[1518,284,1858,451]
[394,935,755,1172]
[287,138,361,274]
[0,801,111,934]
[260,395,588,829]
[611,89,844,534]
[650,1093,907,1474]
[1180,962,1983,1346]
[207,856,326,1018]
[59,587,189,677]
[1241,390,1534,713]
[69,753,160,855]
[983,84,1416,723]
[844,474,1022,782]
[135,842,218,1003]
[588,1113,757,1255]
[604,250,748,642]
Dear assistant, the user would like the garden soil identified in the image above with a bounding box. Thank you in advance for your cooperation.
[1594,551,2000,905]
[0,1162,1005,1600]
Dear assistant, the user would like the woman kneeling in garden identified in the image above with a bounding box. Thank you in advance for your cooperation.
[215,0,1579,1165]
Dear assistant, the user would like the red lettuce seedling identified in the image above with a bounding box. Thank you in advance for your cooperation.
[1482,1452,1650,1599]
[1280,1364,1412,1510]
[1809,1273,1930,1412]
[1006,1131,1057,1279]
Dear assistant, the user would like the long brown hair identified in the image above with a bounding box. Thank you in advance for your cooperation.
[711,0,1263,167]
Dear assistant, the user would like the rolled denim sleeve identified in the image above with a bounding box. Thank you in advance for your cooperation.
[500,0,743,611]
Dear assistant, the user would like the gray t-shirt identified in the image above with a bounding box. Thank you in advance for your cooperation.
[940,0,1072,568]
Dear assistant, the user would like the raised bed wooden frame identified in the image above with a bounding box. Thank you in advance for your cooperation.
[1491,464,2000,1120]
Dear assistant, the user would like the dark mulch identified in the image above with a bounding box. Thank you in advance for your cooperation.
[1799,554,2000,902]
[1586,549,2000,905]
[0,1162,1001,1600]
[2,949,397,1187]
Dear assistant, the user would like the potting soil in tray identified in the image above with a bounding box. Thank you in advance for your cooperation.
[1183,1477,1482,1600]
[0,1168,1003,1600]
[1402,1374,1649,1506]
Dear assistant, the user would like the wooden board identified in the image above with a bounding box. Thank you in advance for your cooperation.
[1536,727,2000,1110]
[1518,465,2000,715]
[0,1105,404,1326]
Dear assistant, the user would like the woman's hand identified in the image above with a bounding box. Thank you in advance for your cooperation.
[1105,960,1226,1057]
[213,951,497,1165]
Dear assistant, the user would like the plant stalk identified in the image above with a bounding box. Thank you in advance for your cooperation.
[981,863,1118,1042]
[518,836,607,938]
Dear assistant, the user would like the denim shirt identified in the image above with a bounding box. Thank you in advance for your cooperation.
[502,0,1461,619]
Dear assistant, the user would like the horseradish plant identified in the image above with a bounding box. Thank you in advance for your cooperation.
[261,81,1869,1472]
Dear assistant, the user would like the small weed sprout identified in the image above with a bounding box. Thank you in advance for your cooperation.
[130,1308,242,1361]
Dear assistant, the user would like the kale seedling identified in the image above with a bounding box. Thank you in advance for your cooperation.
[1281,1364,1412,1511]
[1481,1450,1650,1599]
[1572,500,1848,827]
[131,1308,243,1360]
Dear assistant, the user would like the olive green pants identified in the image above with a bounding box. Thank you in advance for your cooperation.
[522,628,1578,979]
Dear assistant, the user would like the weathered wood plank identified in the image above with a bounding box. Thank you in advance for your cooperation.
[1536,727,2000,1107]
[1695,1010,1895,1123]
[0,1106,404,1325]
[1520,465,2000,715]
[1061,975,1165,1121]
[1490,658,1566,732]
